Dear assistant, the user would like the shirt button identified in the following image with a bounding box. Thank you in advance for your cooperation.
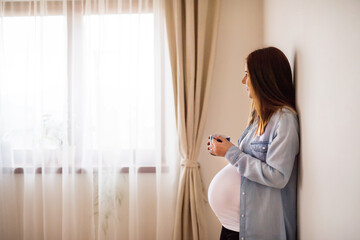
[242,192,245,195]
[262,146,266,150]
[241,214,245,218]
[241,237,244,240]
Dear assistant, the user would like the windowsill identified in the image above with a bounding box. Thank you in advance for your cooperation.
[2,165,169,174]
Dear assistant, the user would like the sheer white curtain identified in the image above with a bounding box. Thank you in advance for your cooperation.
[0,0,178,239]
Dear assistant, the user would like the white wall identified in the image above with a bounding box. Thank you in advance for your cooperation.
[198,0,263,239]
[263,0,360,239]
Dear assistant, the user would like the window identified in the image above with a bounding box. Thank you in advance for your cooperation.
[0,1,165,170]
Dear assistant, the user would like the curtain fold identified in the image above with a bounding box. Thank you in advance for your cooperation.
[163,0,220,239]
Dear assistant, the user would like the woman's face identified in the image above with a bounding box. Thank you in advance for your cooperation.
[242,64,255,99]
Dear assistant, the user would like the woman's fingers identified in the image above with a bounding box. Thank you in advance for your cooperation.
[207,135,230,156]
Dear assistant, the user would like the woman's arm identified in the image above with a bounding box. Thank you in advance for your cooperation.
[213,112,299,189]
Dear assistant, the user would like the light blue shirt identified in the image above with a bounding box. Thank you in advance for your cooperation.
[225,108,299,240]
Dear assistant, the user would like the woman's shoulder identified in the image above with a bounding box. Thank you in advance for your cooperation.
[274,107,299,132]
[275,107,298,120]
[279,106,296,114]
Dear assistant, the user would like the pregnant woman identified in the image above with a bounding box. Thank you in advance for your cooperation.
[207,47,300,240]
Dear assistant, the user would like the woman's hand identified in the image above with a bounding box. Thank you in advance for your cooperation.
[207,135,234,157]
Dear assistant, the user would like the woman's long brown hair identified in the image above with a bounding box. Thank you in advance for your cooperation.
[246,47,296,136]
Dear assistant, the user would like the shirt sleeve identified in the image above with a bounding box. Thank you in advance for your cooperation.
[225,112,299,189]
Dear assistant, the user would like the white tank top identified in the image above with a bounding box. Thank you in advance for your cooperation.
[208,163,241,232]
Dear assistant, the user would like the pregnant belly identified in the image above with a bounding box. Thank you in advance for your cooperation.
[208,163,241,232]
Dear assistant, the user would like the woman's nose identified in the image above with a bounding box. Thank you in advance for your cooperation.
[241,76,246,84]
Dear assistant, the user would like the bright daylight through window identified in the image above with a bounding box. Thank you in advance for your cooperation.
[0,13,156,169]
